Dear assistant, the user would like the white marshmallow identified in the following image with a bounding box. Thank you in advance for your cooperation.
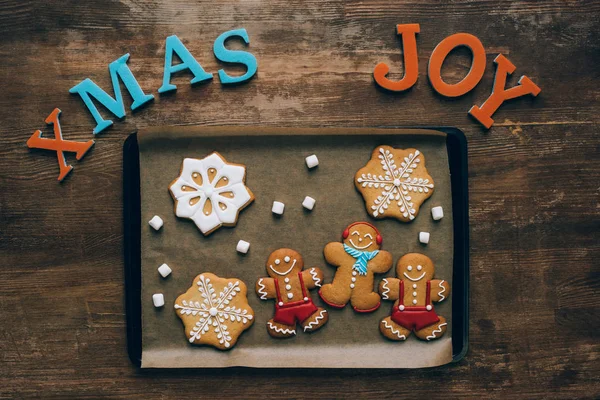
[419,232,430,244]
[302,196,316,210]
[305,154,319,169]
[152,293,165,308]
[272,201,285,215]
[431,206,444,221]
[158,263,172,278]
[236,240,250,254]
[148,215,163,230]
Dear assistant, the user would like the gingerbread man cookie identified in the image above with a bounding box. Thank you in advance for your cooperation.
[255,248,328,338]
[378,253,450,341]
[355,146,434,222]
[174,273,254,350]
[319,222,393,312]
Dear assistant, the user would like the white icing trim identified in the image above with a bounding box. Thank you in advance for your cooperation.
[381,278,390,300]
[303,310,327,332]
[269,259,296,276]
[403,271,426,282]
[426,322,447,341]
[268,321,296,335]
[257,278,268,300]
[357,148,434,219]
[309,268,321,287]
[382,320,406,340]
[438,280,446,301]
[349,238,373,250]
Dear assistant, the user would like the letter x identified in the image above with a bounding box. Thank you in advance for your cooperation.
[27,108,95,181]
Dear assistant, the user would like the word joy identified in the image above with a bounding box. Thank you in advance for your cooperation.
[374,24,541,128]
[28,29,257,181]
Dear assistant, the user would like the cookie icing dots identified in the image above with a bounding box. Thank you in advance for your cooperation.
[169,152,254,235]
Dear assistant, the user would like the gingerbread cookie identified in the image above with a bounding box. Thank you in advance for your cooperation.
[169,152,254,235]
[174,273,254,349]
[255,248,328,338]
[355,146,434,222]
[378,253,450,341]
[319,222,393,312]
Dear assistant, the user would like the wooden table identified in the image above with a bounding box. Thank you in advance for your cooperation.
[1,0,598,398]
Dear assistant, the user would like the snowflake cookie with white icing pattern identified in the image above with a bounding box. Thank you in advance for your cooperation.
[174,273,254,350]
[169,152,254,235]
[355,146,434,222]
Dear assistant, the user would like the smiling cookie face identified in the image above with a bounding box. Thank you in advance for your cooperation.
[396,253,434,283]
[342,222,381,252]
[266,248,304,278]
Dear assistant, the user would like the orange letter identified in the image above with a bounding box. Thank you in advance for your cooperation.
[27,108,95,181]
[373,24,420,92]
[469,54,541,129]
[428,33,486,97]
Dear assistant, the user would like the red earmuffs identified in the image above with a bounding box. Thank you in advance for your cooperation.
[342,221,383,245]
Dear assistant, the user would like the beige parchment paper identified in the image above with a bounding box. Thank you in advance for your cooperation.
[137,127,453,368]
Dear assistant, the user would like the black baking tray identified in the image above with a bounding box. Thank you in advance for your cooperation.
[123,127,469,367]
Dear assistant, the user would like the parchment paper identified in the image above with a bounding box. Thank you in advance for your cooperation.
[137,127,453,368]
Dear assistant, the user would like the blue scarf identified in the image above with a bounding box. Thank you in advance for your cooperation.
[343,244,379,275]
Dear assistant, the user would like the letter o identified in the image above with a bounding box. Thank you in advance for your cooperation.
[428,33,486,97]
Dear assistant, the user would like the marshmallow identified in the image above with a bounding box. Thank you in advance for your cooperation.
[148,215,163,230]
[305,154,319,169]
[431,206,444,221]
[302,196,316,210]
[236,240,250,254]
[152,293,165,308]
[419,232,430,244]
[272,201,285,215]
[158,263,172,278]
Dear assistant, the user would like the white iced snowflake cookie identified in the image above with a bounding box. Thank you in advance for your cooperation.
[174,273,254,350]
[169,152,254,235]
[355,146,434,222]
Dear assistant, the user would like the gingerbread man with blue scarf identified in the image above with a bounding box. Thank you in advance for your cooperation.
[319,222,392,312]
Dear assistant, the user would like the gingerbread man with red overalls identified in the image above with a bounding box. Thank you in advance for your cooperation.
[255,248,328,338]
[378,253,450,341]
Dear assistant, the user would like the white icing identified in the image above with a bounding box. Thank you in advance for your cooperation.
[403,271,426,282]
[350,283,355,289]
[349,238,373,250]
[268,321,296,335]
[351,277,356,282]
[174,275,252,347]
[413,284,417,289]
[426,305,432,311]
[399,305,405,311]
[169,154,252,234]
[284,277,290,283]
[257,278,268,300]
[382,320,406,340]
[284,256,291,262]
[381,278,390,299]
[303,309,327,332]
[275,259,281,265]
[309,268,322,287]
[357,148,434,219]
[287,293,294,299]
[269,259,296,276]
[412,299,417,304]
[412,291,417,297]
[285,284,292,290]
[417,265,422,271]
[278,301,284,306]
[426,322,447,341]
[438,280,446,301]
[352,271,357,276]
[303,297,309,301]
[407,265,413,271]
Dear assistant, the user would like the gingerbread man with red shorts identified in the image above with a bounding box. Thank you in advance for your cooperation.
[255,248,328,338]
[379,253,450,341]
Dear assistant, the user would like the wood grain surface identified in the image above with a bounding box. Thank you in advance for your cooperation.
[0,0,598,398]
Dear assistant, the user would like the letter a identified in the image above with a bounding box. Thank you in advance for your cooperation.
[69,54,154,134]
[158,35,213,93]
[469,54,541,129]
[373,24,420,92]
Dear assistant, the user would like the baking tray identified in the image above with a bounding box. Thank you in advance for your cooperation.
[123,127,469,368]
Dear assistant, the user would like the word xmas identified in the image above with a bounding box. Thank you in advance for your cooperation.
[374,24,541,128]
[27,29,257,181]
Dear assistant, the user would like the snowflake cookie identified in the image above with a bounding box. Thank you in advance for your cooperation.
[169,152,254,235]
[174,273,254,350]
[355,146,434,222]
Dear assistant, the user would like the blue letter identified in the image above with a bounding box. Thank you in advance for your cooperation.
[158,35,213,94]
[69,54,154,134]
[213,28,257,85]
